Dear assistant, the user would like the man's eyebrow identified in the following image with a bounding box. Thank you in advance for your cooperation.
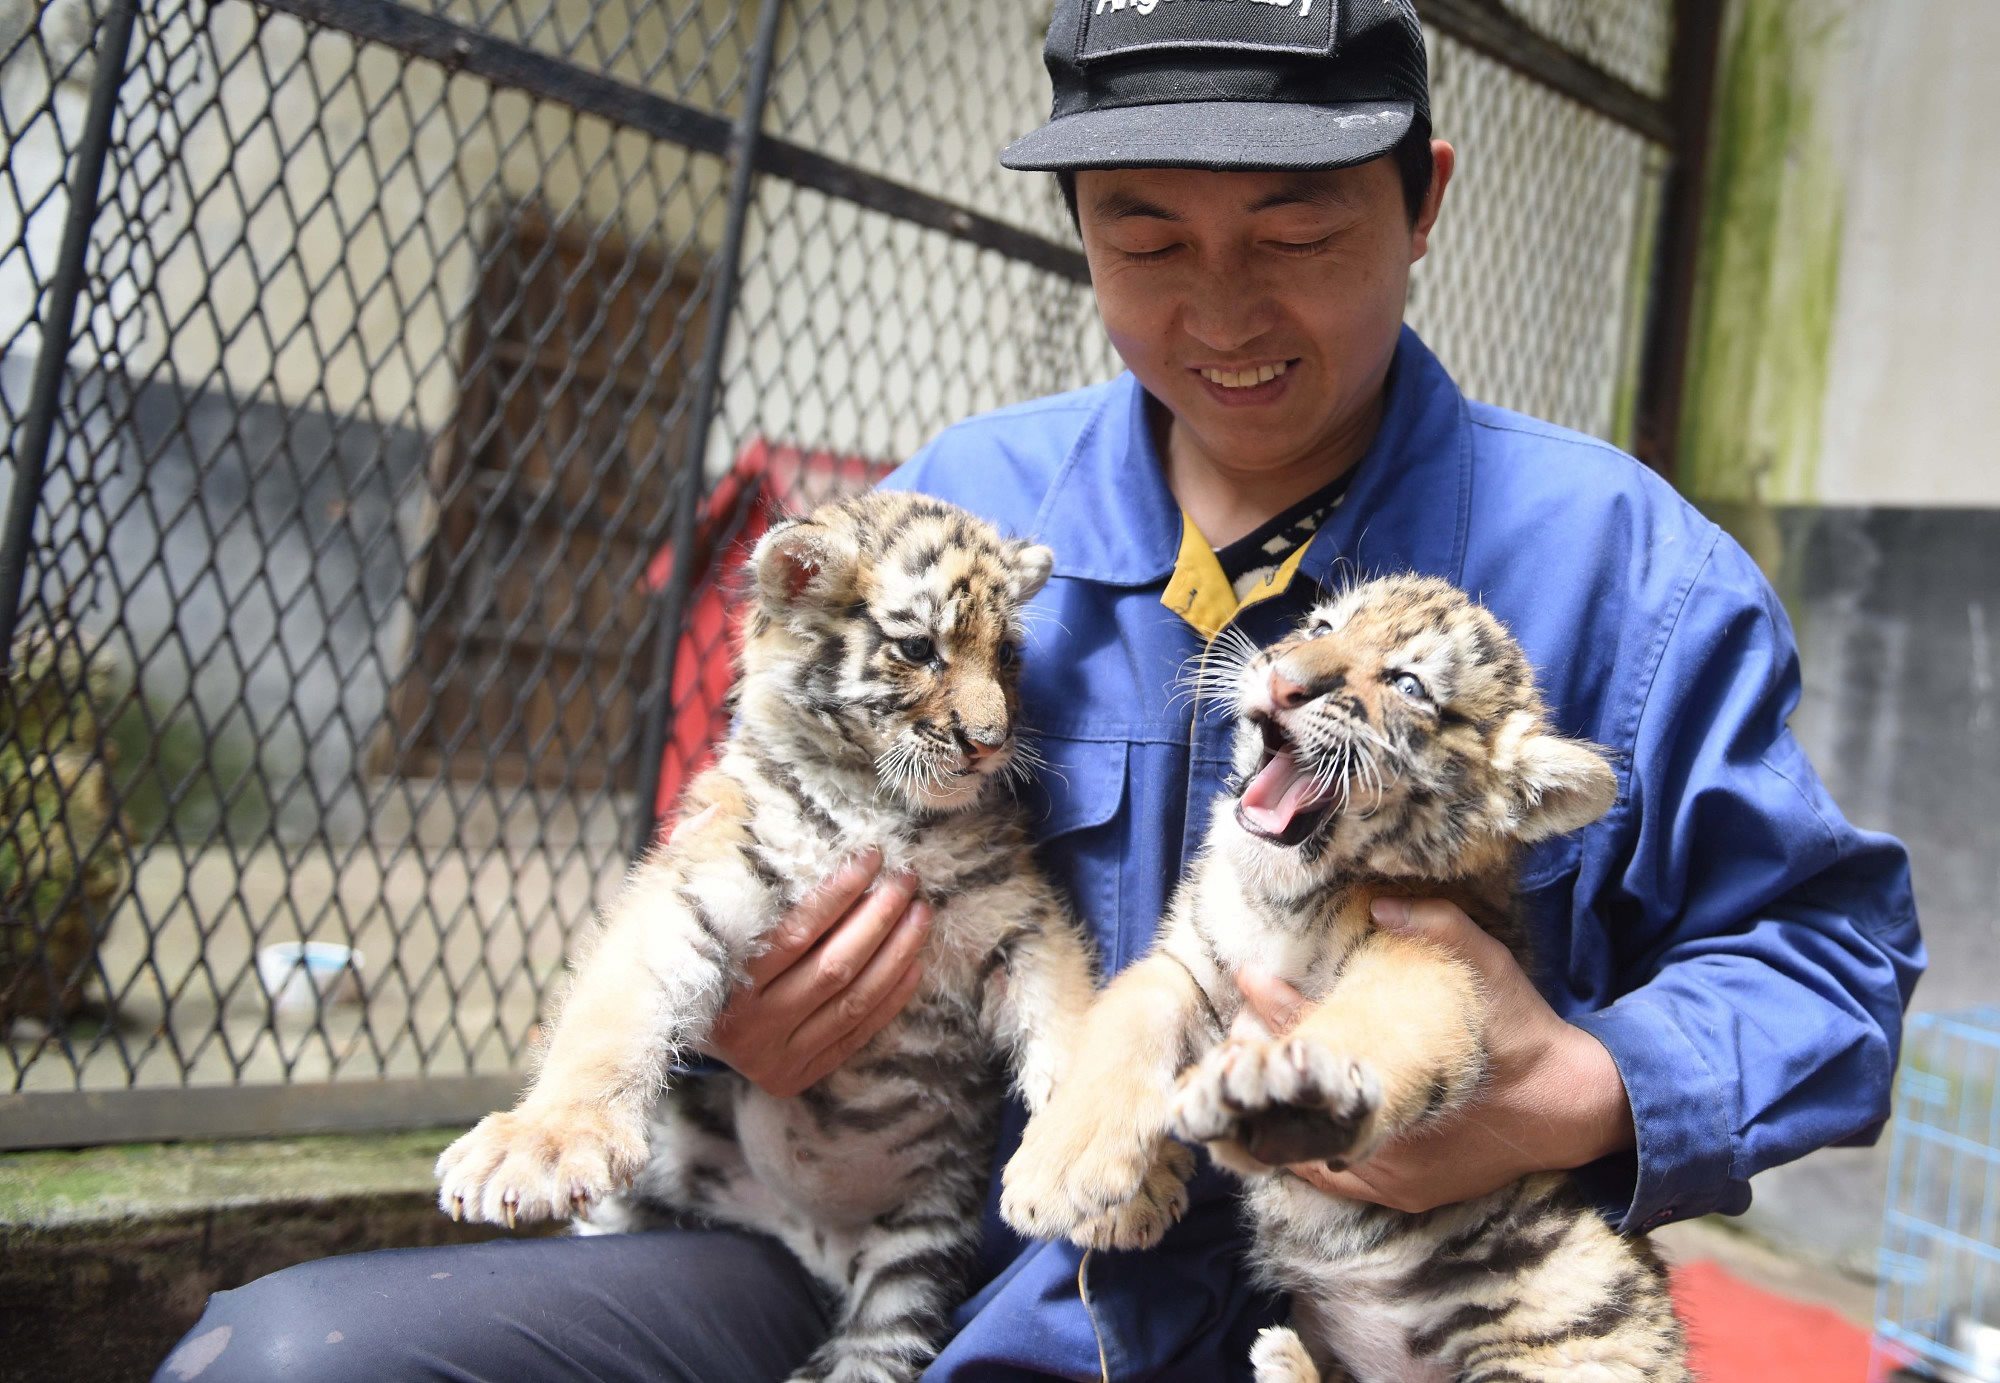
[1091,190,1183,222]
[1245,178,1356,214]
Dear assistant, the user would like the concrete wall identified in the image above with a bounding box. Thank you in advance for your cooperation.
[1680,0,2000,1273]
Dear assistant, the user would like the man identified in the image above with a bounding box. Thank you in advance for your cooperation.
[159,2,1920,1378]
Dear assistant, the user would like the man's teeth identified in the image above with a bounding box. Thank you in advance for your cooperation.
[1201,361,1290,389]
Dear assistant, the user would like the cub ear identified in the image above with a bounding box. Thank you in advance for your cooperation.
[1510,731,1618,843]
[752,520,860,610]
[1010,542,1055,603]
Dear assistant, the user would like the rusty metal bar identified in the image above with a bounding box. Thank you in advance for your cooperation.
[255,0,1091,284]
[0,0,140,663]
[1422,0,1675,145]
[626,0,787,860]
[1632,0,1728,478]
[0,1076,524,1150]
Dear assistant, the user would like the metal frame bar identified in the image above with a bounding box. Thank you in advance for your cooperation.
[1632,0,1727,478]
[0,1076,523,1149]
[257,0,1091,285]
[1422,0,1676,145]
[626,0,788,860]
[0,0,141,664]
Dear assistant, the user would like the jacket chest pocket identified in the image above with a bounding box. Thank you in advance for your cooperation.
[1018,734,1129,954]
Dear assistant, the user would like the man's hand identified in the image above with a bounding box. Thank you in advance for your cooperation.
[1237,897,1634,1213]
[702,845,932,1098]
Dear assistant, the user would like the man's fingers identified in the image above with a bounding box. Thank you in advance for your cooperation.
[1237,968,1309,1035]
[745,848,886,986]
[786,900,933,1056]
[789,955,927,1094]
[1370,896,1514,976]
[1286,1160,1376,1201]
[760,870,920,1011]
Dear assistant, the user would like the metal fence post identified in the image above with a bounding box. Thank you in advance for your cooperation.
[627,0,789,860]
[0,0,141,663]
[1633,0,1727,481]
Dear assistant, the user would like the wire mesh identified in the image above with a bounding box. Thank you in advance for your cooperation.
[1415,30,1665,442]
[0,0,1683,1143]
[1877,1010,2000,1382]
[1497,0,1675,99]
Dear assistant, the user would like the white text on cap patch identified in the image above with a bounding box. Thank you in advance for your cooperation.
[1078,0,1338,64]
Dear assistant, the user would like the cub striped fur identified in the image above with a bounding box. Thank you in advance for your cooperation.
[1002,575,1690,1383]
[437,492,1141,1383]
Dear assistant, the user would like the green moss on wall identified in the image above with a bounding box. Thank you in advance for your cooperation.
[1682,0,1848,545]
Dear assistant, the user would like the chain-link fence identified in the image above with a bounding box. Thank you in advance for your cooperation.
[0,0,1706,1147]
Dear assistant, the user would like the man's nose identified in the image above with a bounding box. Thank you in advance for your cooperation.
[1181,275,1278,353]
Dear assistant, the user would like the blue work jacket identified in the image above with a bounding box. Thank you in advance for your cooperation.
[883,327,1924,1380]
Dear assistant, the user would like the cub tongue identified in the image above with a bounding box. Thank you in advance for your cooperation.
[1238,749,1324,836]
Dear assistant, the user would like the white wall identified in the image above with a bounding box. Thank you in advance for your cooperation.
[1817,0,2000,508]
[1686,0,2000,508]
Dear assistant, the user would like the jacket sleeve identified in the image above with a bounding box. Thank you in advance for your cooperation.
[1569,533,1925,1233]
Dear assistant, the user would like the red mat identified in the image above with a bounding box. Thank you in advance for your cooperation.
[1671,1259,1884,1382]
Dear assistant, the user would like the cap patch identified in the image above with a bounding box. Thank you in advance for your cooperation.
[1078,0,1338,64]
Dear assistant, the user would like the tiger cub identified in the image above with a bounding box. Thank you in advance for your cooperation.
[437,492,1141,1383]
[1001,575,1690,1383]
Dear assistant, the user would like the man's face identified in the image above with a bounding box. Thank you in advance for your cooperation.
[1075,152,1448,480]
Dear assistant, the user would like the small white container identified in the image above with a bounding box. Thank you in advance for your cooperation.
[1940,1315,2000,1383]
[257,942,366,1013]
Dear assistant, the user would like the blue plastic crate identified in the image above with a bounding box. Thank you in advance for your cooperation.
[1876,1008,2000,1381]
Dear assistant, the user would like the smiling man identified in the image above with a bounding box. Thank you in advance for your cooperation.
[158,3,1921,1380]
[872,0,1920,1375]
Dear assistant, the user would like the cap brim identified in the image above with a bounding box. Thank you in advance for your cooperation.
[999,99,1413,172]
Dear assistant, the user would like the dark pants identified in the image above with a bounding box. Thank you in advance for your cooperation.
[154,1230,835,1382]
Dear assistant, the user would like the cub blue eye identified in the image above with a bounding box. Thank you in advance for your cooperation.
[1391,671,1427,700]
[897,635,937,664]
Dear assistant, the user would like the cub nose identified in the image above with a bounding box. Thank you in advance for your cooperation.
[960,725,1007,761]
[1268,669,1313,710]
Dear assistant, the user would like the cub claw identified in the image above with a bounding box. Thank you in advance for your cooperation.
[1001,1112,1157,1241]
[1070,1139,1196,1251]
[1170,1036,1384,1171]
[434,1101,649,1230]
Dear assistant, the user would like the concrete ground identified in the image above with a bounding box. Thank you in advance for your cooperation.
[1655,1215,1879,1329]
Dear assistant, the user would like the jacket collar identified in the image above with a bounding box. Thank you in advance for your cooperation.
[1031,326,1472,592]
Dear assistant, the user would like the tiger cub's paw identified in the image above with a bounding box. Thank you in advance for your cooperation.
[1249,1326,1323,1383]
[1001,1101,1159,1241]
[1070,1138,1196,1252]
[435,1100,649,1228]
[1169,1036,1383,1171]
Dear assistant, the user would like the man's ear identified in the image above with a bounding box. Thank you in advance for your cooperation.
[1411,138,1455,263]
[1510,730,1618,843]
[1011,542,1055,603]
[752,520,860,610]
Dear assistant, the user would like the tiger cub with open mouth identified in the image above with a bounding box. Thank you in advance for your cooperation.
[435,492,1151,1383]
[1001,574,1689,1383]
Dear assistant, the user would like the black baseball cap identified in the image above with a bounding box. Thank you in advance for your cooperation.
[1001,0,1430,173]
